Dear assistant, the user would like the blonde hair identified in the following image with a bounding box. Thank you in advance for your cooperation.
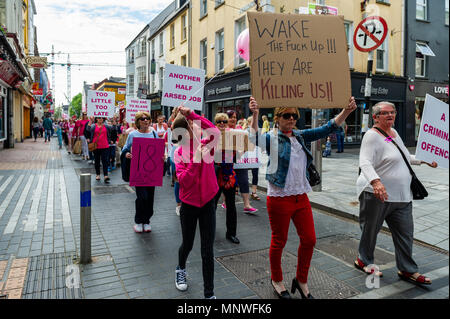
[214,113,229,123]
[134,111,151,129]
[273,107,300,126]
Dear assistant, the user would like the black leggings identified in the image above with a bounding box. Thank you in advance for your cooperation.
[94,148,109,177]
[178,199,216,298]
[214,187,237,237]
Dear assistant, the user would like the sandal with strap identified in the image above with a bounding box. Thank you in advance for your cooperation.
[354,258,383,277]
[251,192,260,200]
[398,271,431,285]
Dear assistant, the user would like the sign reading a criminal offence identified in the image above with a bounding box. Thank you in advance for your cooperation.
[248,12,351,109]
[87,90,116,118]
[126,98,151,124]
[161,64,205,111]
[415,94,449,169]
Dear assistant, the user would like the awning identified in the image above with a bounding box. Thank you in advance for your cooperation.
[416,43,436,57]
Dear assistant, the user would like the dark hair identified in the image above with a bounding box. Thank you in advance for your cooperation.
[226,110,237,118]
[171,113,190,142]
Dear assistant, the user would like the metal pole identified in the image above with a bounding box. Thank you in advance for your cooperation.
[80,174,91,264]
[365,51,374,128]
[311,109,322,192]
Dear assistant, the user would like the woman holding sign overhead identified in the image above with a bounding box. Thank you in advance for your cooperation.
[121,112,158,234]
[249,96,357,299]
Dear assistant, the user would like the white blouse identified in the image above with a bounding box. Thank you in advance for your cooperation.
[268,137,312,197]
[356,128,421,202]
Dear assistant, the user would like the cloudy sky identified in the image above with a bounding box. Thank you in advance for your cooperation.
[34,0,173,107]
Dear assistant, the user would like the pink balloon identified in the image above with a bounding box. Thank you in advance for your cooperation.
[236,28,250,61]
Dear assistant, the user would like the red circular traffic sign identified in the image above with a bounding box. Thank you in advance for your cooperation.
[353,16,388,52]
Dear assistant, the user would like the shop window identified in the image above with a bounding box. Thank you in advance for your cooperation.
[415,41,435,77]
[235,18,246,67]
[159,67,164,89]
[416,0,428,21]
[200,39,207,72]
[376,38,388,72]
[181,55,186,66]
[128,75,134,95]
[159,33,164,56]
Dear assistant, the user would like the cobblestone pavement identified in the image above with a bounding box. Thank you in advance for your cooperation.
[0,138,448,300]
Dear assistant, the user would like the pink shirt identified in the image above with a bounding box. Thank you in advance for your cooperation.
[175,112,220,208]
[93,125,109,149]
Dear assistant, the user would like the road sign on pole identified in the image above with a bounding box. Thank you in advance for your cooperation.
[353,16,388,52]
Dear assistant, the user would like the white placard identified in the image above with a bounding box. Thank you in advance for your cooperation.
[161,64,205,111]
[234,146,262,169]
[415,94,449,169]
[125,98,151,124]
[86,90,116,118]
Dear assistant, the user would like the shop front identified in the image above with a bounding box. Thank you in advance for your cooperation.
[149,92,162,122]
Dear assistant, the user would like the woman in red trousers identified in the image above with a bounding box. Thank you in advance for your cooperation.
[249,96,357,299]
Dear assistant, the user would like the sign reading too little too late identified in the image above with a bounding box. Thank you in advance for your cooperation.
[87,90,116,118]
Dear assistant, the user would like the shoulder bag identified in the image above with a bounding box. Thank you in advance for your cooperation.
[373,127,428,200]
[88,126,104,152]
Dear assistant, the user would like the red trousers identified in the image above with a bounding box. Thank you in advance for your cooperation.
[266,194,316,283]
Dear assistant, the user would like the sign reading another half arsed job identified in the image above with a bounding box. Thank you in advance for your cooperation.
[161,64,205,111]
[248,12,351,108]
[86,90,116,118]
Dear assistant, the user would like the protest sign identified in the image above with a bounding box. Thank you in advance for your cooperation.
[161,64,205,111]
[86,90,116,118]
[415,94,449,168]
[247,12,351,108]
[215,129,255,152]
[129,137,165,187]
[126,98,151,124]
[233,146,262,169]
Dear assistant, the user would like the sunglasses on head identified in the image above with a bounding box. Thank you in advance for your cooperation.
[139,117,150,121]
[281,113,299,120]
[216,120,228,124]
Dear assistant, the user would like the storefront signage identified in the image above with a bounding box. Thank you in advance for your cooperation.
[416,94,449,168]
[360,85,388,95]
[208,86,232,96]
[236,83,250,92]
[86,90,116,118]
[434,86,449,96]
[248,12,351,108]
[25,56,48,69]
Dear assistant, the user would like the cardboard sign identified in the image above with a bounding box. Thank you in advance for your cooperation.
[161,64,205,111]
[87,90,116,118]
[415,94,449,168]
[215,129,255,152]
[129,137,165,187]
[125,98,151,124]
[248,12,351,108]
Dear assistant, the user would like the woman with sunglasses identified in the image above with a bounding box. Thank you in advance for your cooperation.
[249,96,357,299]
[226,110,258,214]
[214,113,240,244]
[121,112,158,233]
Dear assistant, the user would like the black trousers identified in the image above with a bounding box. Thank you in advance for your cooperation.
[94,148,109,177]
[214,187,237,237]
[178,199,216,298]
[135,186,155,224]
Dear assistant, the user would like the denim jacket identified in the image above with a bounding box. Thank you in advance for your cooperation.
[252,119,340,188]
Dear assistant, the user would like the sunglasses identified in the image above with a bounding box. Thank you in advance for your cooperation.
[281,113,299,120]
[216,120,228,124]
[139,117,150,121]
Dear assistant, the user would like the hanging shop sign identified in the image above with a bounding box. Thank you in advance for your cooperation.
[25,56,48,69]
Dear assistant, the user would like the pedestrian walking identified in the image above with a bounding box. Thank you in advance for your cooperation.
[226,110,258,214]
[249,96,357,299]
[74,112,90,160]
[121,112,158,233]
[32,117,40,142]
[173,106,220,299]
[43,114,53,142]
[88,117,112,183]
[153,114,168,138]
[262,115,270,134]
[56,123,63,149]
[322,136,332,157]
[355,101,437,285]
[214,113,240,244]
[108,118,119,171]
[67,118,75,154]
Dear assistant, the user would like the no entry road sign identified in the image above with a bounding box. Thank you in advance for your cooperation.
[353,16,388,52]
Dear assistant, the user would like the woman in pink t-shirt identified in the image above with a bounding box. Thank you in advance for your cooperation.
[88,117,112,183]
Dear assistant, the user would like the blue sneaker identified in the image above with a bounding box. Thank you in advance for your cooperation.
[111,165,116,170]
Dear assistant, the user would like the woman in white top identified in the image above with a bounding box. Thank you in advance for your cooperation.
[356,101,437,286]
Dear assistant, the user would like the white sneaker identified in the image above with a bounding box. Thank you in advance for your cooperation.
[205,295,216,299]
[176,206,181,216]
[133,224,143,233]
[143,224,152,232]
[175,266,187,291]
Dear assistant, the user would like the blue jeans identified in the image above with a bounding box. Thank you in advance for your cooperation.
[337,133,345,152]
[109,145,116,167]
[45,129,52,141]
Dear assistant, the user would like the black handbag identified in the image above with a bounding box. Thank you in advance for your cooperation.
[120,151,131,182]
[373,127,428,200]
[308,163,321,187]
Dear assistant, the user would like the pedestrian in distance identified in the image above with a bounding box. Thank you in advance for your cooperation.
[262,115,271,134]
[214,113,240,244]
[56,123,63,149]
[322,136,332,157]
[74,112,90,160]
[172,105,220,299]
[355,101,438,285]
[108,118,119,172]
[43,114,53,142]
[121,112,159,233]
[88,117,112,183]
[336,120,347,153]
[32,117,40,142]
[226,109,258,214]
[153,114,168,138]
[249,96,357,299]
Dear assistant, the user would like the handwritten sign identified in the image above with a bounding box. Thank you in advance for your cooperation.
[129,137,165,187]
[415,94,449,168]
[161,64,205,111]
[233,146,261,169]
[125,98,151,124]
[248,12,351,108]
[86,90,116,118]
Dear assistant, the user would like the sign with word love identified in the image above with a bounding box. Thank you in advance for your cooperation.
[129,137,165,187]
[415,94,449,168]
[125,98,151,124]
[161,64,205,111]
[87,90,116,118]
[248,12,351,108]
